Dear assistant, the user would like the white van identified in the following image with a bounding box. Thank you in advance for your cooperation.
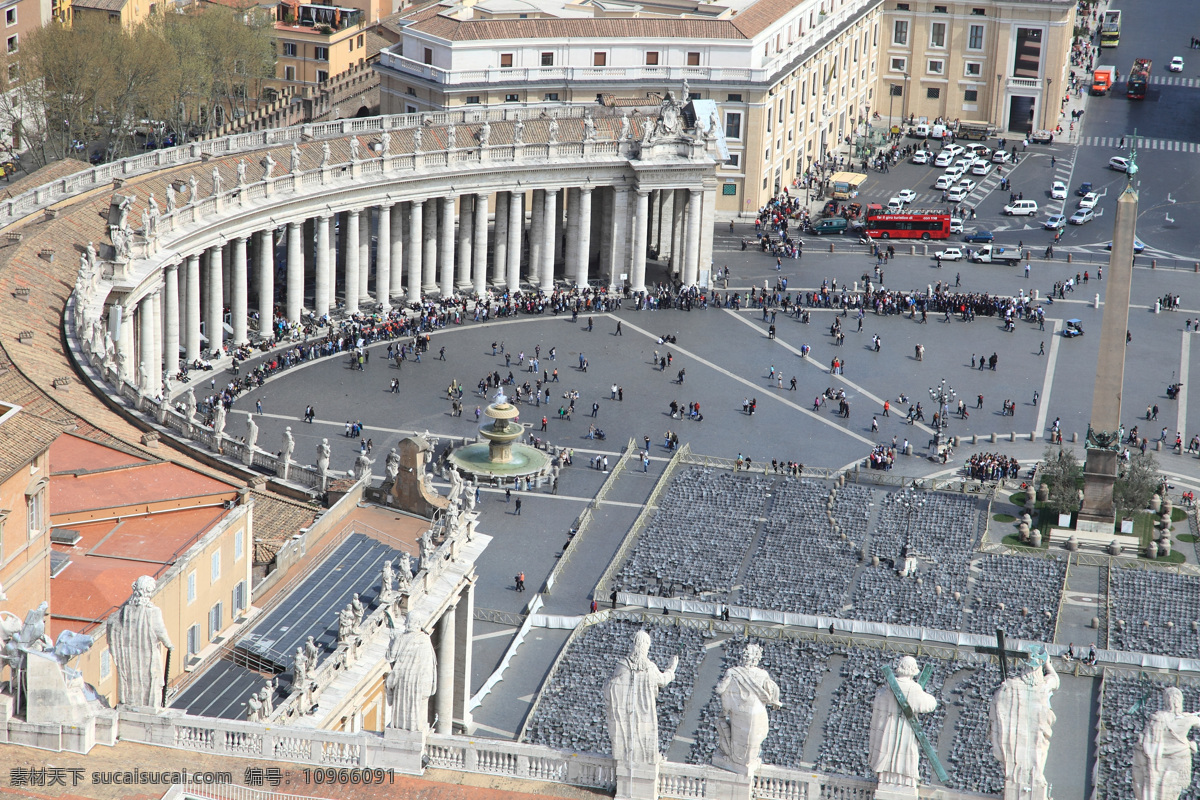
[930,124,949,140]
[1003,200,1039,216]
[887,197,905,213]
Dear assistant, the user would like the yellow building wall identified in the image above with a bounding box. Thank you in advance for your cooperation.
[0,449,51,622]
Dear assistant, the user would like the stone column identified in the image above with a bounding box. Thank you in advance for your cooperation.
[439,196,456,298]
[630,189,649,293]
[257,231,274,334]
[185,254,201,362]
[336,210,349,302]
[390,203,405,302]
[671,189,686,276]
[541,189,557,289]
[506,191,523,293]
[682,188,701,286]
[657,190,674,258]
[492,192,509,288]
[409,200,425,303]
[118,303,136,383]
[358,208,371,304]
[435,600,457,734]
[648,190,661,255]
[698,184,716,286]
[231,236,248,345]
[139,295,155,392]
[598,189,614,283]
[607,187,630,292]
[303,217,315,297]
[576,188,593,288]
[553,189,565,278]
[164,261,180,379]
[345,210,361,315]
[286,221,303,324]
[206,244,224,356]
[472,192,488,296]
[315,215,331,318]
[564,187,580,285]
[150,290,163,392]
[529,189,544,286]
[376,203,392,312]
[456,195,473,290]
[422,201,438,296]
[453,582,475,729]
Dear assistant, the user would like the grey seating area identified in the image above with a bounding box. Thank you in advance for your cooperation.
[523,620,707,756]
[815,649,949,783]
[843,567,965,629]
[943,664,1004,794]
[687,637,834,768]
[1108,570,1200,657]
[1096,675,1200,800]
[613,468,773,598]
[966,555,1067,642]
[738,481,862,615]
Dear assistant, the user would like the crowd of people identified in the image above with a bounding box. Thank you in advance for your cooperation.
[964,453,1022,482]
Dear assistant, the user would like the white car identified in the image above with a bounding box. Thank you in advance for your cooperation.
[1079,192,1099,209]
[992,150,1012,164]
[1044,214,1067,230]
[942,143,964,158]
[934,247,965,261]
[957,179,977,193]
[947,184,970,202]
[971,161,994,177]
[944,164,966,180]
[1069,208,1095,225]
[934,151,955,167]
[954,157,975,172]
[1109,156,1130,172]
[1170,56,1185,72]
[895,189,918,204]
[911,150,933,164]
[935,173,957,190]
[949,217,964,233]
[964,144,992,158]
[1003,201,1039,216]
[1051,181,1067,200]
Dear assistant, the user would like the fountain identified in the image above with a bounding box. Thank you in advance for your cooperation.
[448,389,552,484]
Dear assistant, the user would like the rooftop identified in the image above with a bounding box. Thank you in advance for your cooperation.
[0,403,68,482]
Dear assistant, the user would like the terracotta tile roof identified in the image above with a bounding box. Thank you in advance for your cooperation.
[365,28,391,58]
[0,409,68,482]
[49,430,150,473]
[50,458,237,517]
[250,489,320,564]
[0,158,88,202]
[408,12,748,40]
[72,0,128,11]
[728,0,806,37]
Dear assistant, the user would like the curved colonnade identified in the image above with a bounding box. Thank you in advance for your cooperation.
[63,104,718,414]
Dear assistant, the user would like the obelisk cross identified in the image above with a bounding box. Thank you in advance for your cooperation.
[883,665,949,784]
[974,628,1027,683]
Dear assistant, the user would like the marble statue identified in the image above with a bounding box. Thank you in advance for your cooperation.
[381,560,395,600]
[320,142,331,168]
[384,612,437,732]
[261,153,276,180]
[338,605,356,642]
[246,692,263,721]
[869,656,938,791]
[184,388,197,421]
[350,593,364,628]
[236,160,247,186]
[604,629,678,764]
[165,184,176,214]
[305,636,319,667]
[513,116,524,145]
[212,403,226,439]
[110,225,130,260]
[0,601,95,720]
[138,362,150,394]
[1133,686,1200,800]
[353,452,374,481]
[619,113,631,142]
[141,209,151,238]
[447,469,465,505]
[317,438,331,480]
[446,126,456,150]
[349,136,360,162]
[385,448,401,483]
[188,174,198,199]
[290,142,302,173]
[413,126,423,152]
[260,680,275,717]
[281,426,295,465]
[713,643,782,775]
[547,117,559,143]
[106,576,173,708]
[478,120,490,148]
[418,528,435,571]
[211,166,222,197]
[293,647,309,686]
[990,646,1060,800]
[148,193,160,222]
[583,112,597,142]
[396,552,412,590]
[422,470,435,497]
[380,132,390,155]
[246,415,259,451]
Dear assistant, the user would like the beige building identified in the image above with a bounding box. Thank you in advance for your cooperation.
[878,0,1074,134]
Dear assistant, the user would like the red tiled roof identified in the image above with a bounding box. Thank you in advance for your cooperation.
[408,11,748,40]
[50,431,150,473]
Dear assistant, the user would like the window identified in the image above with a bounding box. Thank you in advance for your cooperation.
[100,649,111,680]
[235,528,244,561]
[789,89,795,113]
[187,624,199,656]
[593,52,607,67]
[187,571,196,603]
[933,5,947,12]
[645,51,659,66]
[927,60,944,75]
[725,153,740,167]
[314,46,328,61]
[687,52,700,66]
[964,89,979,102]
[7,62,16,82]
[26,490,42,538]
[504,93,518,102]
[890,84,904,96]
[724,112,742,139]
[210,549,221,583]
[465,95,480,104]
[766,109,772,132]
[965,62,982,77]
[233,581,247,613]
[543,92,559,101]
[406,105,417,114]
[926,87,941,99]
[929,22,946,48]
[892,20,908,46]
[284,66,295,81]
[405,87,416,96]
[282,42,296,56]
[500,53,513,68]
[208,601,223,641]
[890,57,907,73]
[316,70,328,82]
[968,24,984,50]
[971,7,986,14]
[357,34,363,47]
[895,2,908,8]
[423,47,432,64]
[5,8,15,25]
[540,52,553,66]
[727,93,742,102]
[6,34,16,54]
[722,183,738,196]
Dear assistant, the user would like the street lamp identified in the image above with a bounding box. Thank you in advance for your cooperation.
[928,378,956,428]
[898,491,926,574]
[902,72,910,124]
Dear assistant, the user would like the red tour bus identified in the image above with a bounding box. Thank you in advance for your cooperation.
[864,207,952,240]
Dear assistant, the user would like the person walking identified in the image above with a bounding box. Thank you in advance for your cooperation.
[1039,341,1045,355]
[592,402,599,417]
[514,497,522,515]
[616,321,623,336]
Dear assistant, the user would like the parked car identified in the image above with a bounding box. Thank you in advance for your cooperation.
[895,189,917,204]
[947,184,970,202]
[1169,56,1185,72]
[1069,208,1095,225]
[911,150,933,164]
[934,246,965,261]
[963,230,994,243]
[1079,192,1099,209]
[942,143,965,158]
[1076,181,1093,196]
[934,151,955,167]
[949,217,963,234]
[1104,238,1147,254]
[992,150,1012,164]
[1109,157,1130,172]
[964,143,992,158]
[1030,130,1055,144]
[1003,200,1039,216]
[971,161,994,176]
[1044,214,1067,230]
[1063,319,1084,337]
[1051,181,1067,200]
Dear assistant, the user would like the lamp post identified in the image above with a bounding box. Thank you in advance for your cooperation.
[1044,78,1053,131]
[994,73,1003,130]
[929,378,956,429]
[902,72,910,123]
[898,491,926,569]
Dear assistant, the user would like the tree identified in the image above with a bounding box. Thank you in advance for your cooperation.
[1039,446,1081,516]
[1113,452,1160,522]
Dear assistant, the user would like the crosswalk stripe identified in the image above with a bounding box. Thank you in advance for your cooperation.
[1082,135,1200,152]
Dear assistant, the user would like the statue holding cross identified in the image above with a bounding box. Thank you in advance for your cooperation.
[869,656,944,797]
[990,644,1060,800]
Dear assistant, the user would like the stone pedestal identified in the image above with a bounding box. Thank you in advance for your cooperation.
[382,726,427,774]
[390,436,448,518]
[615,760,660,800]
[873,785,919,800]
[701,767,754,800]
[1078,448,1118,532]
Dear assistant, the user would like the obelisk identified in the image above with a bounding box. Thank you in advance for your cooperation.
[1078,158,1138,532]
